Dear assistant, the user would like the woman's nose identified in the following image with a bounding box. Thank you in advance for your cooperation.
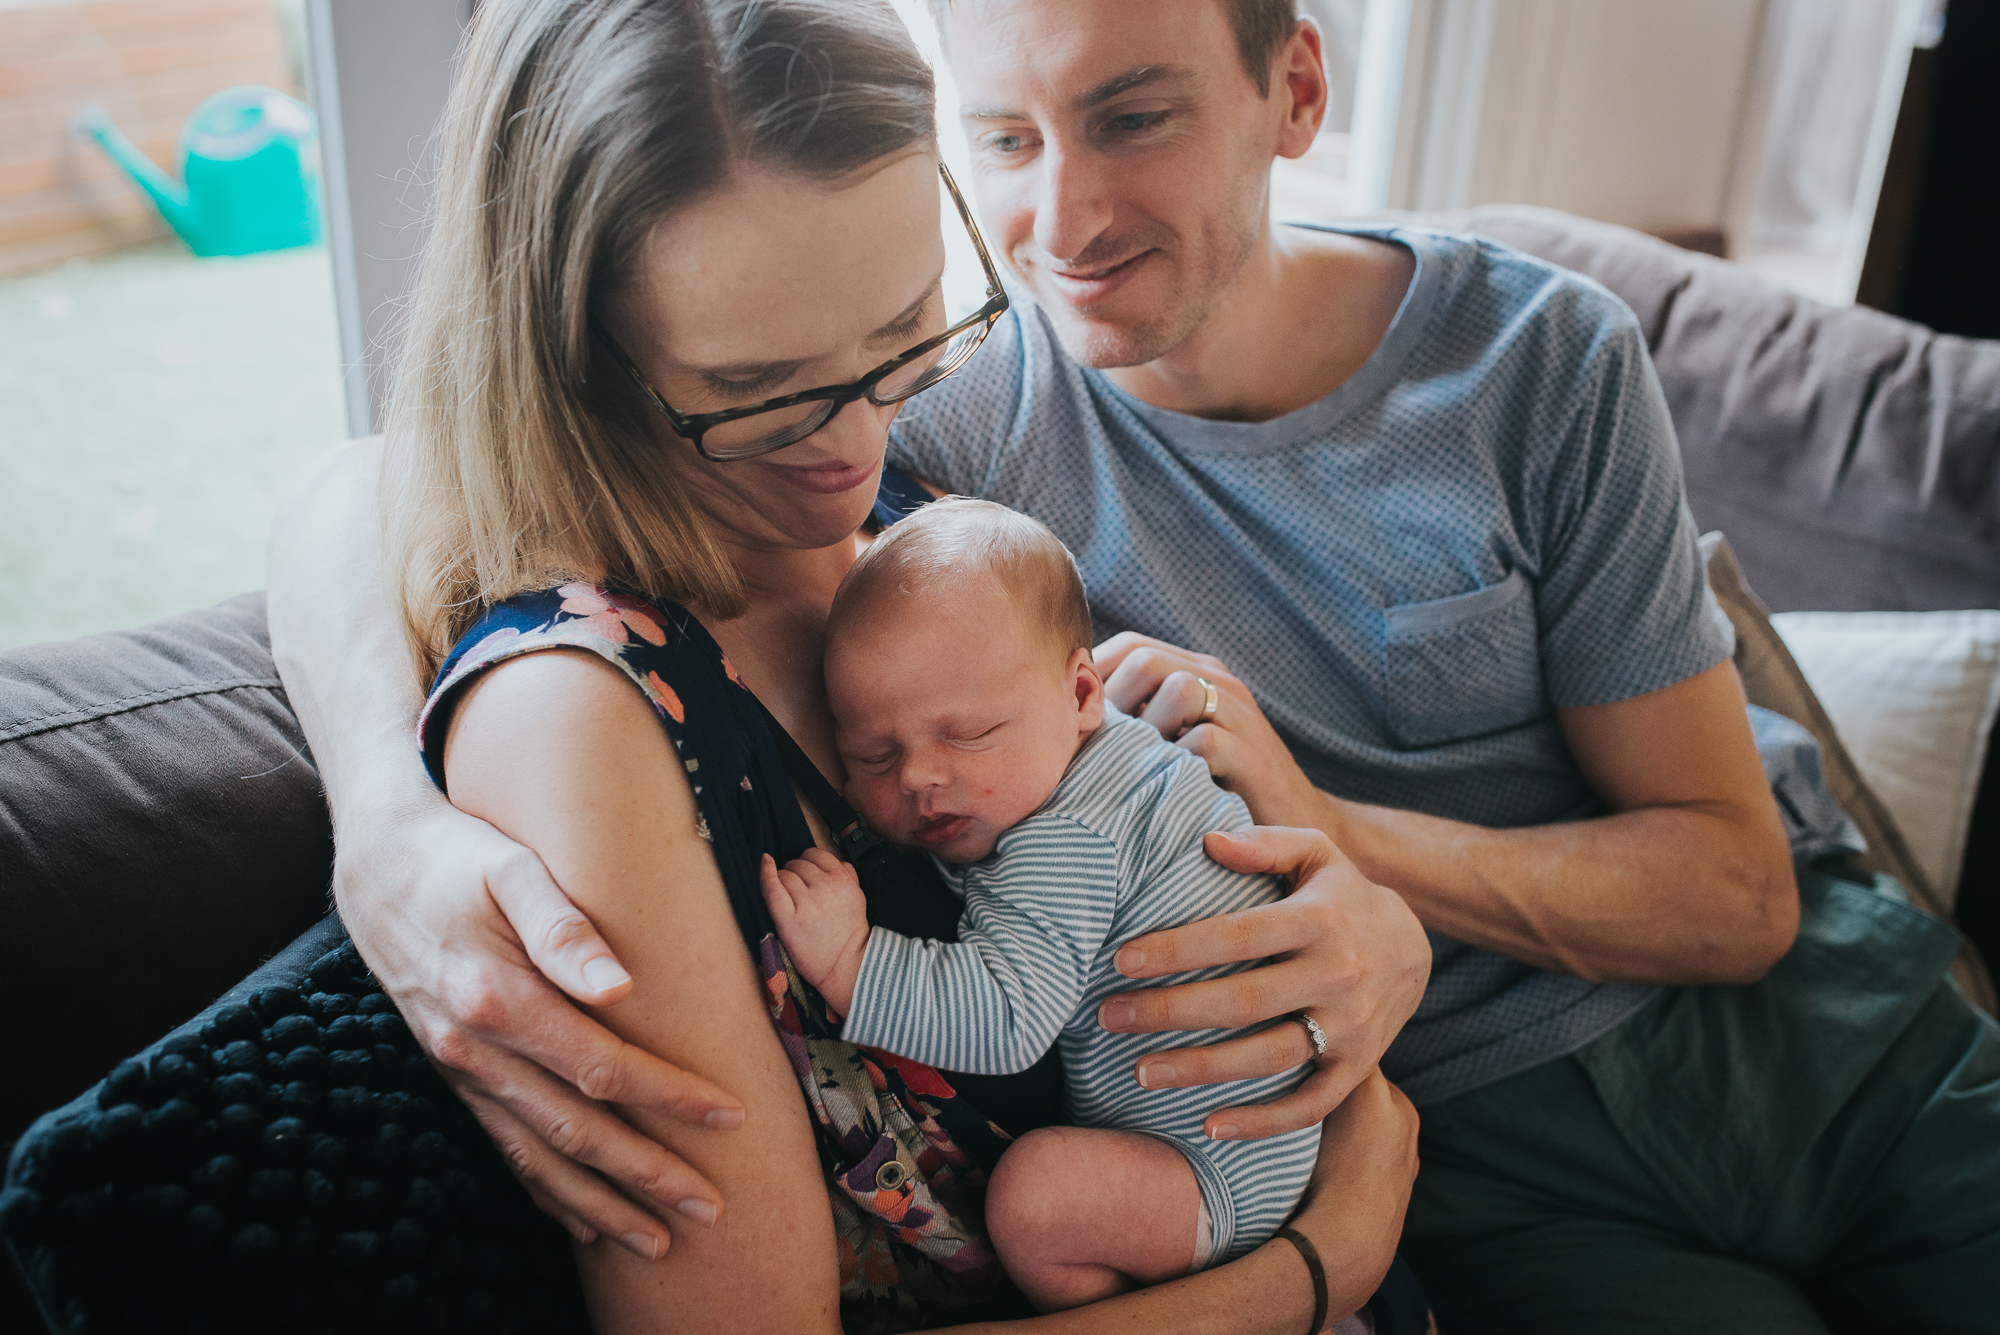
[808,393,895,457]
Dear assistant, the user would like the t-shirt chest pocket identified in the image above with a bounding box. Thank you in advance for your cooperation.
[1382,569,1549,749]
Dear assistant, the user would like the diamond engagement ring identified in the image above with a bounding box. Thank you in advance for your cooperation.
[1195,676,1220,723]
[1293,1010,1328,1060]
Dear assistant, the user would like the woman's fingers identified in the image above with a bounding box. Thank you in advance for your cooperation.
[455,971,747,1133]
[454,1083,676,1260]
[1111,894,1322,984]
[1133,1015,1316,1091]
[1200,824,1343,882]
[522,1180,598,1246]
[1099,962,1316,1037]
[433,1015,730,1226]
[1202,1060,1360,1141]
[1097,824,1430,1143]
[483,838,635,1006]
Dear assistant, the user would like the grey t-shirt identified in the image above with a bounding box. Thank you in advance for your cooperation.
[886,224,1756,1104]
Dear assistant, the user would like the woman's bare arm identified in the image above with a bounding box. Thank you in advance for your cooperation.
[950,1070,1418,1335]
[443,649,842,1334]
[266,439,741,1253]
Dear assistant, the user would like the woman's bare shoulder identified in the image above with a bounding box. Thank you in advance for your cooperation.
[441,646,701,843]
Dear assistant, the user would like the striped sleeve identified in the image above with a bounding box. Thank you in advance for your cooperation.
[840,816,1121,1074]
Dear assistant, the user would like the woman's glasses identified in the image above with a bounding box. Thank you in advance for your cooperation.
[594,162,1009,463]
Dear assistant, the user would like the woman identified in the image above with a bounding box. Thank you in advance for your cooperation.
[273,0,1431,1328]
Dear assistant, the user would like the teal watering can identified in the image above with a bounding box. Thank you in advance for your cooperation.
[74,86,321,258]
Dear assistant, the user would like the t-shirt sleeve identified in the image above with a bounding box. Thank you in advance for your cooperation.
[1532,308,1730,708]
[884,301,1031,496]
[840,815,1120,1074]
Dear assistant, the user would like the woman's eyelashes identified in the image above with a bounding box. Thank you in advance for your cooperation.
[702,366,795,400]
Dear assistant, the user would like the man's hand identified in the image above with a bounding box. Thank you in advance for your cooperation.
[1095,632,1327,830]
[760,849,870,1016]
[1098,827,1430,1141]
[337,795,746,1260]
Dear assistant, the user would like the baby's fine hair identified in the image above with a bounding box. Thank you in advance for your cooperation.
[832,497,1094,657]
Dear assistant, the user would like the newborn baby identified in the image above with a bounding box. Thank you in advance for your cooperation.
[761,497,1321,1313]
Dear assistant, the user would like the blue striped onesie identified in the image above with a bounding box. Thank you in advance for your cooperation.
[841,707,1322,1266]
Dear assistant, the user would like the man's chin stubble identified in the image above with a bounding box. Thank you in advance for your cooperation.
[1042,302,1194,371]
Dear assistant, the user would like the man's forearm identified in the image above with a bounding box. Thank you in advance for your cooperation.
[267,437,444,844]
[1317,792,1797,986]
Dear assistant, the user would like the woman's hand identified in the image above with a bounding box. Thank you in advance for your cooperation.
[1097,826,1429,1140]
[336,791,747,1258]
[1095,633,1327,830]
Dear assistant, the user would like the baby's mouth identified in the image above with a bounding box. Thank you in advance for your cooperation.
[911,812,973,846]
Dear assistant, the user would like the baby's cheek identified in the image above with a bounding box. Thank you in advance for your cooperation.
[845,774,904,833]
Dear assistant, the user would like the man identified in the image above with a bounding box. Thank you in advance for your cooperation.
[269,0,1998,1330]
[874,1,1995,1330]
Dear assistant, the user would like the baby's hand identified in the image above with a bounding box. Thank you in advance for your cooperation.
[760,849,869,1017]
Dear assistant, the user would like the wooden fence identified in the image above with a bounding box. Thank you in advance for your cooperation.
[0,0,298,277]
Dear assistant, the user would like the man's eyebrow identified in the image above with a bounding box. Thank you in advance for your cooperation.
[960,64,1194,121]
[1076,64,1191,108]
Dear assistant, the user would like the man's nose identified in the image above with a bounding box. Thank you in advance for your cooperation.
[1033,143,1114,264]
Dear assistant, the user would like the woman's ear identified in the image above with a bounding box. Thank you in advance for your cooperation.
[1069,647,1106,734]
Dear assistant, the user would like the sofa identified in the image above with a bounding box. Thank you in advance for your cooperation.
[3,206,1996,1331]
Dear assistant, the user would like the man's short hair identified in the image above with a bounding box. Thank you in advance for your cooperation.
[832,497,1095,660]
[929,1,1298,95]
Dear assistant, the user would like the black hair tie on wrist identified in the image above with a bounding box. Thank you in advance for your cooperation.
[1275,1225,1330,1335]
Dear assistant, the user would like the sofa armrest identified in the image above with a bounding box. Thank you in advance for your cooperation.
[0,593,333,1151]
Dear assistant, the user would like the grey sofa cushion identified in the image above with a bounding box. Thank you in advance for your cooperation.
[1455,205,2000,617]
[0,593,333,1150]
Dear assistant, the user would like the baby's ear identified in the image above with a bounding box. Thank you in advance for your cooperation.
[1069,647,1106,732]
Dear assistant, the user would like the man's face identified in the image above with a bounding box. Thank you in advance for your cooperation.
[944,0,1290,369]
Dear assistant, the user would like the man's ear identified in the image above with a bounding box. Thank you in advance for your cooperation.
[1069,647,1107,733]
[1274,17,1331,159]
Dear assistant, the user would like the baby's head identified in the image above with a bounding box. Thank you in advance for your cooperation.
[825,498,1103,863]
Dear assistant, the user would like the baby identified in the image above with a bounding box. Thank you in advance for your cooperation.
[760,497,1321,1312]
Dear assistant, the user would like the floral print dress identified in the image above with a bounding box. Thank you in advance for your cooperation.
[417,498,1020,1331]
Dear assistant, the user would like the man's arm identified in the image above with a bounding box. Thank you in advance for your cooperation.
[1321,661,1797,984]
[266,439,744,1255]
[1098,641,1799,987]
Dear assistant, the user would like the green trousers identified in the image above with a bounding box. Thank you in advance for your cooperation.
[1402,866,2000,1334]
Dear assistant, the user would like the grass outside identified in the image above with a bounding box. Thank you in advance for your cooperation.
[0,239,348,650]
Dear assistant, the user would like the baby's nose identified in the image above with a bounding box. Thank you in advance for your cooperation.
[898,755,950,793]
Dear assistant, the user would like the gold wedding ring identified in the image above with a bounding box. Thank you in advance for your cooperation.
[1196,676,1220,724]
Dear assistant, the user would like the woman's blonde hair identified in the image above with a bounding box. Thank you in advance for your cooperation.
[383,0,935,683]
